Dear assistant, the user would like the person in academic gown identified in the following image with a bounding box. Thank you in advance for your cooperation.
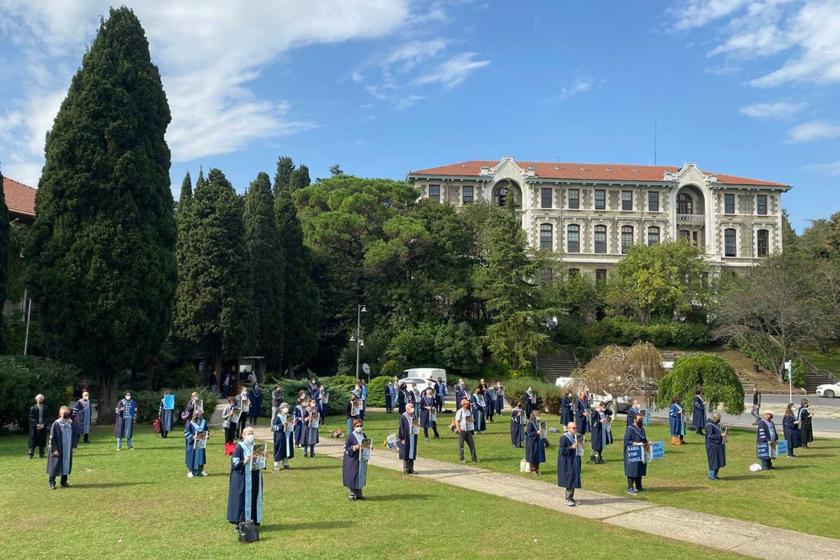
[346,394,360,434]
[46,406,76,489]
[782,403,801,457]
[668,397,685,445]
[272,403,294,470]
[71,391,92,444]
[704,413,726,480]
[227,427,264,527]
[510,402,525,448]
[247,383,262,426]
[756,411,778,470]
[625,400,641,427]
[574,391,589,435]
[471,388,487,433]
[293,398,306,447]
[398,403,419,474]
[409,384,421,419]
[525,411,546,475]
[692,388,706,435]
[420,389,439,439]
[158,389,174,438]
[494,382,504,415]
[343,419,370,500]
[28,394,50,459]
[384,381,395,413]
[114,391,137,450]
[235,388,250,432]
[557,422,582,506]
[454,380,466,411]
[589,401,613,464]
[397,383,407,415]
[797,399,814,448]
[222,396,239,444]
[485,385,496,423]
[623,414,648,495]
[302,400,320,458]
[436,377,446,413]
[561,391,574,426]
[184,410,209,477]
[524,386,536,418]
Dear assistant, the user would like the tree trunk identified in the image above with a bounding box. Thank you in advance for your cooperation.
[210,344,223,390]
[97,370,118,424]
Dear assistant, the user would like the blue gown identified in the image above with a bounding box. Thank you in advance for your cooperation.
[227,442,263,525]
[668,404,685,436]
[692,395,706,431]
[623,425,648,479]
[705,421,726,471]
[184,419,208,471]
[342,431,369,491]
[272,414,295,461]
[525,420,545,466]
[591,409,613,452]
[510,408,525,447]
[574,399,589,435]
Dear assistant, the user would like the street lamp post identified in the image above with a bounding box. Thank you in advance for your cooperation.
[351,304,367,380]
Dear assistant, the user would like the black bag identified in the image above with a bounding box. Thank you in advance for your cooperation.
[238,521,259,543]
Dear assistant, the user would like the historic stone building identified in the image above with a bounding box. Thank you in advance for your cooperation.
[407,157,790,278]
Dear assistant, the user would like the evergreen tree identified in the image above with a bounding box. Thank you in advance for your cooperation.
[178,171,192,209]
[174,168,256,383]
[329,164,344,176]
[26,8,176,421]
[273,155,295,194]
[244,172,284,371]
[275,189,319,374]
[290,164,311,191]
[0,165,8,352]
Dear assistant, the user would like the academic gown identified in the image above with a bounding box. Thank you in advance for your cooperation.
[525,420,546,466]
[557,432,582,489]
[510,408,525,447]
[248,387,262,419]
[591,409,613,452]
[342,431,368,490]
[419,396,437,428]
[70,399,86,446]
[28,404,50,450]
[397,389,407,414]
[302,410,320,447]
[46,419,74,477]
[495,388,505,414]
[227,442,263,525]
[485,388,496,419]
[668,404,685,436]
[184,419,208,470]
[692,396,706,431]
[159,398,174,434]
[782,415,802,449]
[293,405,305,445]
[384,386,394,410]
[574,399,589,435]
[704,421,726,471]
[272,414,295,461]
[797,407,813,444]
[114,399,136,439]
[524,392,536,417]
[470,394,486,432]
[398,413,418,461]
[626,407,640,427]
[623,425,648,479]
[561,396,573,426]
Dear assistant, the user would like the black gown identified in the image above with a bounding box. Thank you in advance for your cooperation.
[226,443,263,525]
[556,432,581,489]
[623,425,648,479]
[704,421,726,472]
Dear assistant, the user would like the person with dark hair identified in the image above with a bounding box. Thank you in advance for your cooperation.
[623,414,649,495]
[294,397,306,447]
[343,419,370,500]
[470,387,487,433]
[590,401,613,464]
[184,410,209,478]
[28,394,50,459]
[318,384,329,423]
[561,390,574,426]
[524,386,536,418]
[557,422,582,506]
[222,396,239,444]
[454,398,478,464]
[782,403,801,458]
[384,380,395,414]
[398,403,419,474]
[420,388,440,440]
[158,388,174,439]
[485,383,496,423]
[436,377,447,413]
[302,399,320,458]
[692,388,706,435]
[46,406,75,489]
[247,383,262,426]
[494,382,505,416]
[454,379,467,410]
[510,402,525,448]
[574,390,589,436]
[797,399,814,448]
[272,402,294,470]
[668,397,685,445]
[757,411,778,470]
[705,412,726,480]
[626,399,641,427]
[525,410,546,475]
[397,382,407,415]
[114,391,137,451]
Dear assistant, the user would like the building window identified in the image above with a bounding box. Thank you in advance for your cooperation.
[647,226,660,245]
[539,223,553,251]
[724,193,735,214]
[724,228,737,257]
[567,224,580,253]
[756,194,767,216]
[429,185,440,203]
[648,191,659,212]
[621,225,634,254]
[540,267,554,284]
[595,269,607,284]
[540,187,552,209]
[568,189,580,209]
[622,190,633,211]
[679,229,690,240]
[462,186,474,205]
[594,189,606,210]
[568,268,580,278]
[677,193,693,214]
[757,229,769,257]
[594,225,607,254]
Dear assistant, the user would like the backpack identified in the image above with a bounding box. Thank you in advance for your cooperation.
[238,521,259,543]
[224,441,236,456]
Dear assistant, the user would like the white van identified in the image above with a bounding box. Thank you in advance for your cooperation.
[400,368,447,393]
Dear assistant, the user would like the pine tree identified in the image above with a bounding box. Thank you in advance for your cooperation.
[26,7,176,421]
[290,164,311,191]
[244,172,284,371]
[273,156,295,194]
[178,171,192,209]
[174,168,256,382]
[0,164,8,352]
[275,189,320,374]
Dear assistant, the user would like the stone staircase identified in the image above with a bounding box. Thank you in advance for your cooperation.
[804,370,836,394]
[536,346,579,384]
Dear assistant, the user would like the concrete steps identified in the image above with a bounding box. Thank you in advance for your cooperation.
[804,371,836,394]
[536,346,579,384]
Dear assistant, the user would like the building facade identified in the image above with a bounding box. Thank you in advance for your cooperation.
[407,157,790,277]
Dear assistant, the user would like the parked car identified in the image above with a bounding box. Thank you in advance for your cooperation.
[553,377,630,413]
[816,381,840,399]
[398,368,448,394]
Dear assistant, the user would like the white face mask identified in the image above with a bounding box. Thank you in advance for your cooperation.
[125,396,132,401]
[280,409,288,416]
[244,435,255,444]
[354,427,363,434]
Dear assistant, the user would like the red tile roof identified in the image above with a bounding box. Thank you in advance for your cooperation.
[408,160,788,188]
[3,176,37,217]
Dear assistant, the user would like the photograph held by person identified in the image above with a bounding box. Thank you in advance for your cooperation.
[624,414,649,495]
[28,394,50,459]
[782,403,801,457]
[343,419,369,501]
[574,391,589,436]
[420,389,440,440]
[302,400,320,458]
[114,391,137,450]
[525,410,546,475]
[797,399,814,448]
[590,401,613,464]
[705,413,726,480]
[227,427,264,531]
[454,398,478,463]
[398,403,419,474]
[184,410,209,478]
[692,388,706,435]
[272,403,294,470]
[510,402,525,448]
[557,422,582,506]
[47,406,76,489]
[757,411,778,471]
[668,397,685,445]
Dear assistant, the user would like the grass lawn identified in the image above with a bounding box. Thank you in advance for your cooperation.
[0,426,749,559]
[358,410,840,539]
[801,345,840,375]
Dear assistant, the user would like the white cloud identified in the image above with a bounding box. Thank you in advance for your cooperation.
[413,52,490,88]
[541,77,597,104]
[788,120,840,142]
[739,101,805,119]
[805,161,840,175]
[670,0,750,30]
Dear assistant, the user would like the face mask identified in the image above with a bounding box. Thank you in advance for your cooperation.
[62,412,70,419]
[354,427,363,434]
[244,435,255,444]
[125,396,132,401]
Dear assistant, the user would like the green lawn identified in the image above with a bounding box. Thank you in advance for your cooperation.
[0,426,749,559]
[358,410,840,539]
[801,345,840,375]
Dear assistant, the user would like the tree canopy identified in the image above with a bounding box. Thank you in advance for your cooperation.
[657,353,744,415]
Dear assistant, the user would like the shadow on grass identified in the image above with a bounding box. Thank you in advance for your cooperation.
[73,481,154,489]
[364,493,429,502]
[262,521,354,532]
[644,486,705,493]
[795,453,834,458]
[296,465,340,471]
[718,475,764,481]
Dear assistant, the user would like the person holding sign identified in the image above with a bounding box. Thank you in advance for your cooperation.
[455,398,478,463]
[557,422,582,506]
[704,413,726,480]
[398,403,419,474]
[692,388,706,435]
[46,406,76,489]
[184,410,209,477]
[590,401,613,464]
[420,388,440,440]
[756,411,778,470]
[114,391,137,451]
[525,411,546,475]
[343,419,370,500]
[624,414,649,495]
[574,391,589,436]
[668,397,685,445]
[158,389,175,439]
[272,403,294,470]
[510,402,525,448]
[227,426,264,529]
[782,403,801,458]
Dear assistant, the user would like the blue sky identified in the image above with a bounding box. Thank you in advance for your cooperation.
[1,0,839,231]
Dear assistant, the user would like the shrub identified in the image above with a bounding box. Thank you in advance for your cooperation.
[656,354,744,415]
[155,363,200,390]
[0,355,80,430]
[134,387,218,424]
[583,317,710,349]
[366,375,391,407]
[504,378,563,415]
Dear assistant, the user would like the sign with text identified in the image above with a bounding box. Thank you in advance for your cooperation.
[651,441,665,459]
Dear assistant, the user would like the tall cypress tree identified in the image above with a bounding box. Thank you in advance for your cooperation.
[26,8,176,420]
[244,172,284,371]
[0,165,8,352]
[290,164,311,192]
[275,189,319,374]
[273,156,295,194]
[178,171,193,209]
[174,168,255,382]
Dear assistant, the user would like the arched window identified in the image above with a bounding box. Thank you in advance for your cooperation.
[677,193,693,214]
[567,224,580,253]
[594,225,607,254]
[621,225,634,254]
[539,223,553,251]
[724,228,737,257]
[647,226,660,245]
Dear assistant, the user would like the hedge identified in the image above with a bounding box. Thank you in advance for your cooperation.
[583,317,711,349]
[0,355,80,430]
[504,378,564,416]
[134,387,218,424]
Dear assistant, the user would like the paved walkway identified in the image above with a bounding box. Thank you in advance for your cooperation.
[250,424,840,560]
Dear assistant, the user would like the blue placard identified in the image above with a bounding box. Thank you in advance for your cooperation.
[651,441,665,459]
[627,445,643,463]
[777,440,788,455]
[163,394,175,410]
[756,442,770,459]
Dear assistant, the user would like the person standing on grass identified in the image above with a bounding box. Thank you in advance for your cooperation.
[270,385,283,421]
[574,390,589,436]
[397,382,407,415]
[692,388,706,435]
[272,403,294,470]
[398,403,419,474]
[235,387,250,433]
[28,394,50,459]
[71,391,92,445]
[420,388,440,440]
[750,387,762,425]
[319,384,329,423]
[221,368,233,398]
[115,391,137,451]
[294,397,306,447]
[222,396,239,444]
[158,389,174,439]
[302,400,320,458]
[384,380,395,413]
[797,399,814,449]
[782,403,801,457]
[624,413,649,495]
[454,379,466,410]
[455,398,478,464]
[705,412,726,480]
[668,397,685,445]
[626,399,641,427]
[247,383,262,426]
[227,426,264,529]
[757,411,778,471]
[561,390,573,426]
[525,410,546,475]
[436,376,446,413]
[185,410,209,478]
[346,393,361,435]
[557,422,582,506]
[590,401,612,464]
[47,406,76,490]
[471,386,487,433]
[485,383,496,423]
[494,381,505,416]
[343,419,370,501]
[524,386,536,418]
[510,401,525,448]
